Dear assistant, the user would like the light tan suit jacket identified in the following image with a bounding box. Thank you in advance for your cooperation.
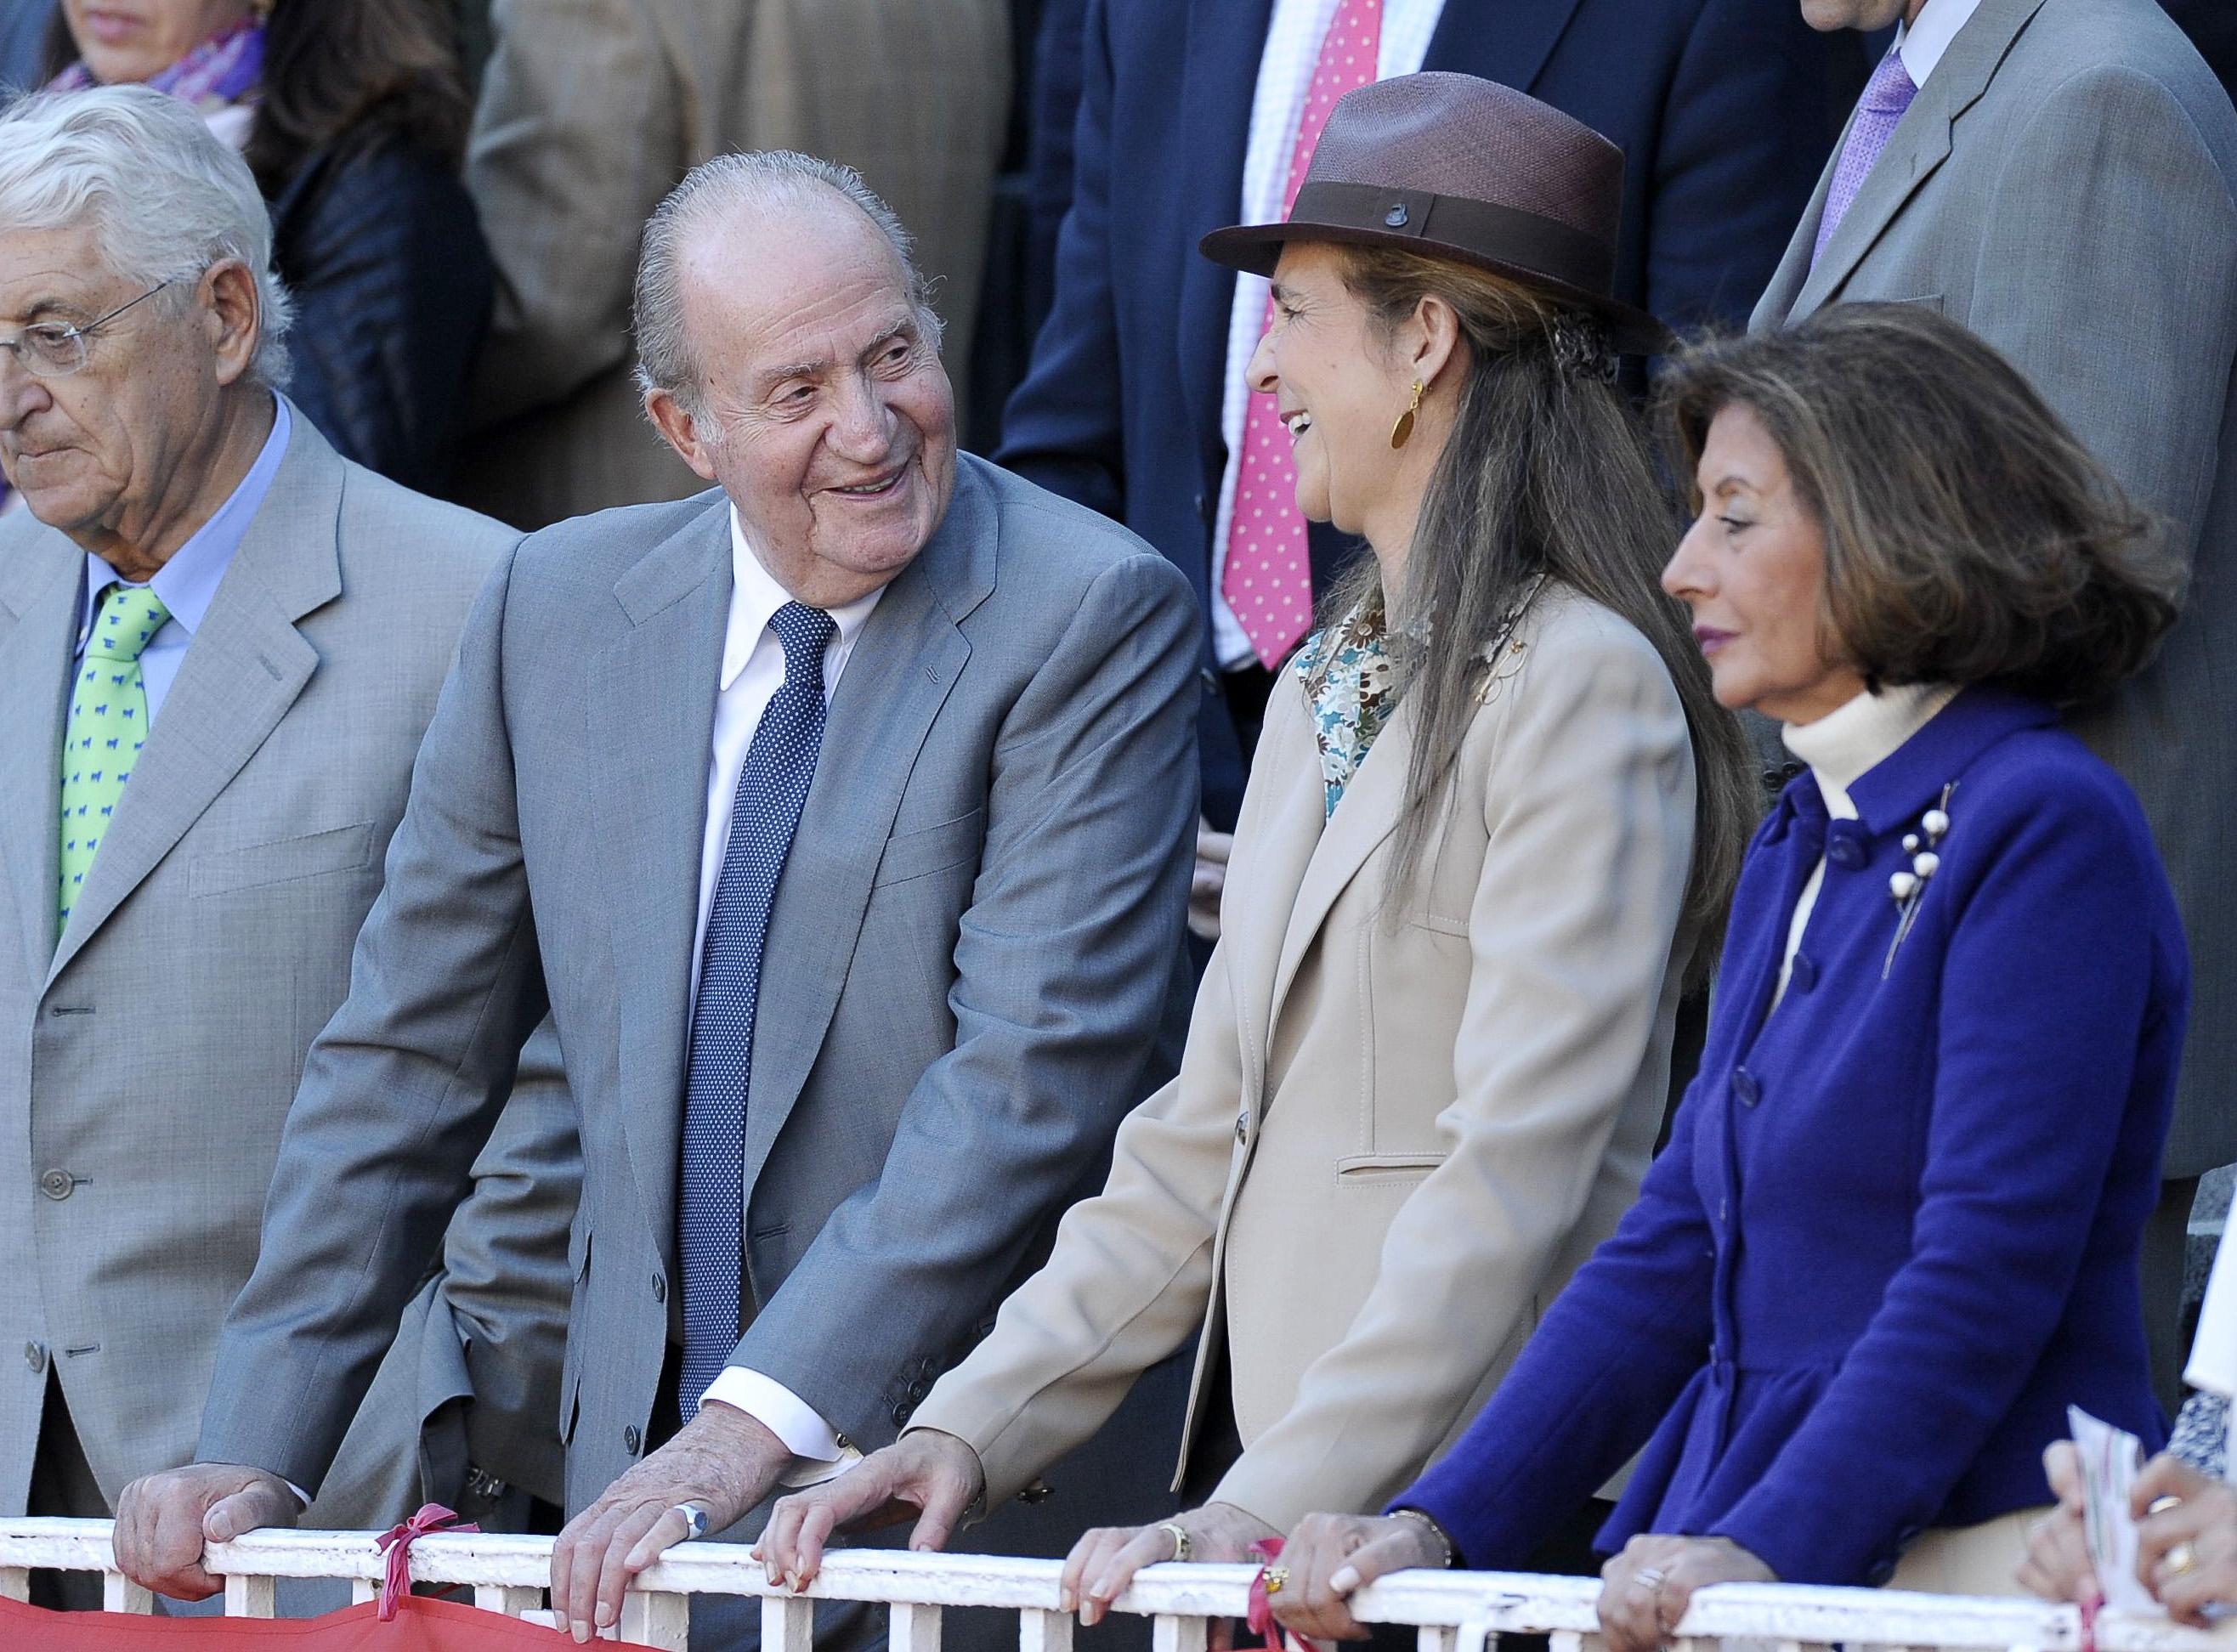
[451,0,1011,530]
[911,586,1699,1530]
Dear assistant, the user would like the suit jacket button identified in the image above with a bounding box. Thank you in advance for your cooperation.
[892,1400,915,1428]
[1827,828,1867,870]
[1732,1067,1761,1107]
[652,1275,667,1304]
[1234,1113,1249,1143]
[623,1424,642,1456]
[1790,953,1818,993]
[22,1343,44,1376]
[37,1169,74,1201]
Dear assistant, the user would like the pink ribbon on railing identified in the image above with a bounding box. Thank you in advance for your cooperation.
[374,1502,480,1621]
[1245,1537,1322,1652]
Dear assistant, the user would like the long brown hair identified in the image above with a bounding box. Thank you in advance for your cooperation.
[46,0,472,191]
[1661,306,2184,705]
[1333,246,1755,969]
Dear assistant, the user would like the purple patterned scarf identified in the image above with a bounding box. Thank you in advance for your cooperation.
[47,14,265,113]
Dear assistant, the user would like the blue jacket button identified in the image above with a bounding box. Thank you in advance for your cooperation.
[1733,1067,1761,1106]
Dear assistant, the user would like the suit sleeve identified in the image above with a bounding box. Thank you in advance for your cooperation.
[1209,620,1702,1530]
[1642,0,1835,331]
[464,0,685,423]
[196,552,550,1494]
[988,0,1126,517]
[729,551,1200,1452]
[1965,63,2237,553]
[1710,788,2178,1585]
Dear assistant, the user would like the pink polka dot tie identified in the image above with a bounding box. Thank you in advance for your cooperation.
[1224,0,1384,669]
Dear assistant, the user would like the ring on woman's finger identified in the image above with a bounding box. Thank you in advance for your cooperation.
[1262,1567,1290,1596]
[1632,1566,1667,1593]
[2167,1542,2199,1576]
[2150,1496,2185,1516]
[1157,1523,1193,1563]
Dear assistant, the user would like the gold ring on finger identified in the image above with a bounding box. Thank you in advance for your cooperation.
[1262,1566,1290,1595]
[2168,1541,2199,1576]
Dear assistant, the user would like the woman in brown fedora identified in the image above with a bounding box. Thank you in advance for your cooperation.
[756,70,1752,1608]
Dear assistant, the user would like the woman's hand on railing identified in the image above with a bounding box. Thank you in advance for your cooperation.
[1597,1533,1774,1652]
[1270,1511,1447,1642]
[1062,1502,1277,1633]
[112,1462,302,1602]
[2018,1440,2098,1605]
[2131,1451,2237,1626]
[756,1429,986,1591]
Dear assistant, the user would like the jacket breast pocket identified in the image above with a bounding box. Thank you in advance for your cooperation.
[1334,1151,1447,1186]
[190,822,375,897]
[872,807,985,889]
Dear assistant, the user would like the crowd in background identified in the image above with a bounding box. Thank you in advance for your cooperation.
[5,0,2237,1646]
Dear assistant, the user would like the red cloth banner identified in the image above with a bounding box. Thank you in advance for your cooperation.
[0,1596,584,1649]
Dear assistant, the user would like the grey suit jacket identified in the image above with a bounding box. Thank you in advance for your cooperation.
[0,407,577,1519]
[196,452,1200,1519]
[1754,0,2237,1174]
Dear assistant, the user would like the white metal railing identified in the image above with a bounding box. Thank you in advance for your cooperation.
[2,1519,2236,1650]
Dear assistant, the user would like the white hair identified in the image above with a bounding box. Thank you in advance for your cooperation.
[0,85,293,385]
[632,149,942,410]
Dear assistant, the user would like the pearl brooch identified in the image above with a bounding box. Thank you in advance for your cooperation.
[1884,783,1958,977]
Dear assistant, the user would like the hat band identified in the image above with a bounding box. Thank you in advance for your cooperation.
[1288,179,1616,299]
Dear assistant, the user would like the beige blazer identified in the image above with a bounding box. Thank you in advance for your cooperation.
[451,0,1011,530]
[910,586,1699,1530]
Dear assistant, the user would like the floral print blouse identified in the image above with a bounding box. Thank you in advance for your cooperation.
[1291,596,1396,818]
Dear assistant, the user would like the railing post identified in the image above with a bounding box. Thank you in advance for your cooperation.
[100,1570,153,1613]
[223,1571,275,1617]
[353,1577,378,1606]
[0,1567,26,1603]
[1152,1613,1209,1652]
[1021,1607,1075,1652]
[474,1584,543,1617]
[892,1599,944,1652]
[765,1590,817,1652]
[619,1587,689,1649]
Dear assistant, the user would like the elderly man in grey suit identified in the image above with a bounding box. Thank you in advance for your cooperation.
[0,86,578,1596]
[116,148,1200,1645]
[1758,0,2237,1407]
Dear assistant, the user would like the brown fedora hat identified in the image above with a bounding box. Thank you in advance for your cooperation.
[1200,71,1669,356]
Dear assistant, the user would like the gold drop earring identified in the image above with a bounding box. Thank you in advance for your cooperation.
[1390,379,1424,450]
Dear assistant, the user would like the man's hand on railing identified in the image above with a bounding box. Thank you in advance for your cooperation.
[550,1400,786,1644]
[1271,1511,1450,1641]
[1595,1533,1775,1652]
[756,1429,985,1590]
[112,1462,303,1601]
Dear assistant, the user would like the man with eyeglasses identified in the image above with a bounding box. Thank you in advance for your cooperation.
[0,84,579,1604]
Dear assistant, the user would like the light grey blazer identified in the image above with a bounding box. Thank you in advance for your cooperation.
[0,408,579,1521]
[195,453,1201,1526]
[1753,0,2237,1175]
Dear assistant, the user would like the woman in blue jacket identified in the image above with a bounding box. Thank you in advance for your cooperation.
[1267,303,2190,1650]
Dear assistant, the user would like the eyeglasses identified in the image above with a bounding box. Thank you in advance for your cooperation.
[0,279,175,380]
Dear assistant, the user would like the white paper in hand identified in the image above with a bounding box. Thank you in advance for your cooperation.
[2069,1405,2157,1611]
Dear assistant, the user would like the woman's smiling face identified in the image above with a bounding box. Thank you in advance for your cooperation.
[1245,241,1422,540]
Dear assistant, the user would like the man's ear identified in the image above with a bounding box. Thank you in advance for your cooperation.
[645,388,721,482]
[203,258,261,388]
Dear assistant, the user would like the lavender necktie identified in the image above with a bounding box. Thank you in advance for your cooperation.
[1812,48,1918,269]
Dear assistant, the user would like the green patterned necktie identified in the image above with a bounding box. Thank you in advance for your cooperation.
[58,582,171,929]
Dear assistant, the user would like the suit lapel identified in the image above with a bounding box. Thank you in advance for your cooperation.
[1788,0,2046,320]
[0,537,82,985]
[736,467,993,1205]
[1424,0,1584,94]
[587,494,733,1271]
[46,419,342,984]
[1217,691,1326,1104]
[1266,695,1414,1037]
[1175,0,1274,492]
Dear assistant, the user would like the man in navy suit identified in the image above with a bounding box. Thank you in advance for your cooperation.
[996,0,1835,930]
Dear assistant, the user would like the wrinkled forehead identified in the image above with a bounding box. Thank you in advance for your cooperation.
[0,221,133,325]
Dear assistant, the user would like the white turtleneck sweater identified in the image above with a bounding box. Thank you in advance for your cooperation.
[1771,682,1961,1006]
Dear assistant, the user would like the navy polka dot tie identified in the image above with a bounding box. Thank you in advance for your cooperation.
[677,600,838,1408]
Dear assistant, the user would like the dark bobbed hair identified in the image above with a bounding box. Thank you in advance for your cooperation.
[46,0,471,192]
[1660,303,2185,706]
[1329,245,1757,975]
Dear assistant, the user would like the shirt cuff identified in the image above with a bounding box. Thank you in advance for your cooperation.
[699,1367,863,1488]
[285,1479,311,1509]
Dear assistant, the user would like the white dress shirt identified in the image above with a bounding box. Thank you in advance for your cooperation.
[1772,682,1959,1007]
[689,508,881,1483]
[1895,0,1984,88]
[1207,0,1445,670]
